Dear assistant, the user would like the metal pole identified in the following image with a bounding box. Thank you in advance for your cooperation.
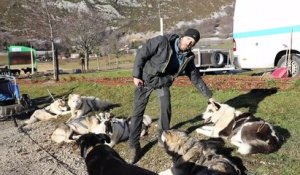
[31,49,34,74]
[158,2,163,36]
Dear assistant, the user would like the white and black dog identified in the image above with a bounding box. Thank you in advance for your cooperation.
[76,133,158,175]
[98,115,152,147]
[196,102,282,155]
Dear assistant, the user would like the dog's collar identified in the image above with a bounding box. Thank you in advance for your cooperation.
[43,107,58,115]
[83,143,102,159]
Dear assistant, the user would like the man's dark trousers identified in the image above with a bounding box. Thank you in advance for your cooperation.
[129,85,171,148]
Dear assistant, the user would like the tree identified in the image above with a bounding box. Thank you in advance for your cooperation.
[23,0,64,81]
[40,0,58,80]
[65,12,109,70]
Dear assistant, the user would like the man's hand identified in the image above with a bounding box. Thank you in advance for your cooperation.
[133,77,144,87]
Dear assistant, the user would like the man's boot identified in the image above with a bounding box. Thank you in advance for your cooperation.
[129,145,142,164]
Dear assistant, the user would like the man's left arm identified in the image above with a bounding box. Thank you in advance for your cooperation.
[185,61,213,99]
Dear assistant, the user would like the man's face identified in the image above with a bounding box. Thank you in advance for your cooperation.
[179,36,196,52]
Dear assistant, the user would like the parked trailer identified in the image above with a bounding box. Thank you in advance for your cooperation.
[192,48,236,73]
[233,0,300,77]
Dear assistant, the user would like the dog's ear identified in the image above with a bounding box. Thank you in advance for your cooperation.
[213,101,221,110]
[76,137,87,158]
[96,133,111,144]
[104,121,113,134]
[62,95,67,101]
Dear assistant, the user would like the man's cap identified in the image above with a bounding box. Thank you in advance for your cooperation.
[183,28,200,43]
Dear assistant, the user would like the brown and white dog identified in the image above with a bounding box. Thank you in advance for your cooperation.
[23,99,70,125]
[159,129,242,175]
[76,133,158,175]
[196,102,282,155]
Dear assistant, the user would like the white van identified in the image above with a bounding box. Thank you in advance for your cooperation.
[233,0,300,76]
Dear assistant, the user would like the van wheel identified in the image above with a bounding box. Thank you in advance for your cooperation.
[210,51,226,67]
[277,54,300,77]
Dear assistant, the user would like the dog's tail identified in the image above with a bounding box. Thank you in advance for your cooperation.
[142,115,152,126]
[98,101,121,111]
[243,123,281,154]
[140,115,152,137]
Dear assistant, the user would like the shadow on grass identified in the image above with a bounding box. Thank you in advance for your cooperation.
[225,88,278,113]
[31,87,76,108]
[273,125,291,146]
[171,114,205,134]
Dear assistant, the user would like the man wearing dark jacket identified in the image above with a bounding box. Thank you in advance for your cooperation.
[129,28,216,164]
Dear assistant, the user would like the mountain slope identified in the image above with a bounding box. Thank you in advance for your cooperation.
[0,0,234,50]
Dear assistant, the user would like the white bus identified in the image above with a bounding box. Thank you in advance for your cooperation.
[233,0,300,76]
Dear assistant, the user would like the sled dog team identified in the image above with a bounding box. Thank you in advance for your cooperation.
[23,94,283,175]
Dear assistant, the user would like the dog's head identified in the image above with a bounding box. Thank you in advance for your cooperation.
[76,133,111,158]
[202,102,241,124]
[97,117,113,135]
[161,130,190,156]
[68,94,83,109]
[204,154,242,175]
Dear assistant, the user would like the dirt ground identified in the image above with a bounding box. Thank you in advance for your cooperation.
[0,75,294,175]
[81,75,293,91]
[0,114,173,175]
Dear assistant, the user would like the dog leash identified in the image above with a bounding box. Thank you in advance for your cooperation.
[16,122,77,175]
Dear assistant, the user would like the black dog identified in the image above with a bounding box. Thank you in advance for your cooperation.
[76,133,157,175]
[21,67,37,74]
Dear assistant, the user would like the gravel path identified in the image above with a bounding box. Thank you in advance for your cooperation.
[0,117,87,175]
[0,115,172,175]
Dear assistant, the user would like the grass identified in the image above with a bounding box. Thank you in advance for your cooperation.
[16,70,300,175]
[0,53,135,72]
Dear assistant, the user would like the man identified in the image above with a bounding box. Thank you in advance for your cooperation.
[129,28,215,164]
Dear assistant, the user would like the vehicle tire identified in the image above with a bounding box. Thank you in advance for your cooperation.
[277,54,300,77]
[210,51,226,67]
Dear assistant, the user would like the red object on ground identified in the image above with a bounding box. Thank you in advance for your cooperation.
[272,67,289,78]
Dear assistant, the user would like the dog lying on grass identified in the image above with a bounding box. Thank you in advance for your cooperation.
[159,130,242,175]
[51,115,103,143]
[76,133,158,175]
[97,115,152,147]
[67,94,121,121]
[23,99,70,125]
[196,102,282,155]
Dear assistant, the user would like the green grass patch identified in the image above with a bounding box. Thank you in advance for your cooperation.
[18,71,300,175]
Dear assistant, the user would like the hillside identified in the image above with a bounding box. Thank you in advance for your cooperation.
[0,0,234,50]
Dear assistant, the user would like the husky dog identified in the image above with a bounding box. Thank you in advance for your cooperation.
[51,115,103,143]
[98,115,152,147]
[23,99,70,125]
[67,94,121,121]
[76,133,158,175]
[159,129,242,175]
[196,102,282,155]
